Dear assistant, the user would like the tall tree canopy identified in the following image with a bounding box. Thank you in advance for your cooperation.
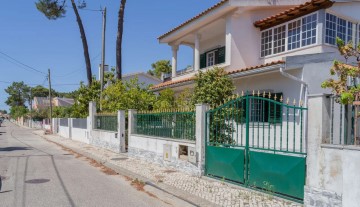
[5,82,30,107]
[35,0,93,85]
[148,60,171,78]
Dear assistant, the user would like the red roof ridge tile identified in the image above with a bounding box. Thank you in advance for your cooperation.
[150,60,285,90]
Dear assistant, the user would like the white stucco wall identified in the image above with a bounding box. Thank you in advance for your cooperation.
[89,130,120,153]
[58,125,70,138]
[129,135,195,160]
[71,128,89,144]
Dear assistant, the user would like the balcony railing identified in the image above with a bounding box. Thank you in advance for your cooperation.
[163,66,194,81]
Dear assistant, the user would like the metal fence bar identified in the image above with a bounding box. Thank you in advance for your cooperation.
[94,115,117,132]
[59,118,68,127]
[72,118,87,129]
[135,111,196,141]
[206,95,307,154]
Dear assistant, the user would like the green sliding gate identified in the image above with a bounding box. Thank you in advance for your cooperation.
[205,93,307,201]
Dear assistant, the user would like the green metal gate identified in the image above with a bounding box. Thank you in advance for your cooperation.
[205,93,307,201]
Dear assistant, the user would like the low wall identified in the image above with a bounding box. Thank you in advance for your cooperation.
[58,126,70,138]
[44,124,51,130]
[89,130,120,153]
[304,145,360,207]
[128,134,199,176]
[72,127,89,144]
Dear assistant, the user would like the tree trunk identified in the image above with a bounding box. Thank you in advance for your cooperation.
[70,0,92,85]
[116,0,126,80]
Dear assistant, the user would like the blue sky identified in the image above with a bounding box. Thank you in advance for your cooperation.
[0,0,221,110]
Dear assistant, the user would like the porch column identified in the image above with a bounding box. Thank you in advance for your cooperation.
[171,45,178,78]
[194,34,201,71]
[225,15,232,65]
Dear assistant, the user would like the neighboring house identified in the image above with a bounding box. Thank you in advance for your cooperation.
[149,0,360,205]
[122,72,162,88]
[32,97,74,110]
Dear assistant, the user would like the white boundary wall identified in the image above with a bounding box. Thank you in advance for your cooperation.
[305,94,360,207]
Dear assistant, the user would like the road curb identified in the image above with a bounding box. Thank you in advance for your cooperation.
[32,130,218,207]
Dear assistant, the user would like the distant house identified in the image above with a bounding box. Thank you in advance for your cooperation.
[117,72,162,88]
[32,97,74,110]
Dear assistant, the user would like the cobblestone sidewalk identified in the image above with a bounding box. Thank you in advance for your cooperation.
[34,130,302,207]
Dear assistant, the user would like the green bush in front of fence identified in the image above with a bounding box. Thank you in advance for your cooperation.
[135,111,195,141]
[94,115,117,132]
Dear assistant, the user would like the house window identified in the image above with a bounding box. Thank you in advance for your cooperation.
[273,25,286,54]
[261,30,273,57]
[325,12,355,45]
[206,51,215,67]
[241,93,283,123]
[288,20,301,50]
[261,12,318,57]
[200,46,226,69]
[325,13,337,45]
[302,13,317,46]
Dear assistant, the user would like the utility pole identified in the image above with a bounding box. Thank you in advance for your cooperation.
[100,6,107,111]
[30,87,32,128]
[48,69,53,133]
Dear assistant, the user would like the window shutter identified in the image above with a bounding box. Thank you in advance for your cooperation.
[217,46,226,64]
[200,53,206,69]
[268,93,283,123]
[215,50,219,64]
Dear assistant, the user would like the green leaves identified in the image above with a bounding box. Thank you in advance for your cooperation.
[35,0,66,20]
[192,67,235,106]
[101,77,156,113]
[322,38,360,104]
[148,60,171,78]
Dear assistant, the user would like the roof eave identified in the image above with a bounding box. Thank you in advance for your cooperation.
[158,1,233,43]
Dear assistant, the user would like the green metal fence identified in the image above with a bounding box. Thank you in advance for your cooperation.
[205,93,307,201]
[94,114,118,132]
[135,111,196,141]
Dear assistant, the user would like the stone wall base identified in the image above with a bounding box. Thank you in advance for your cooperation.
[304,186,342,207]
[128,147,201,176]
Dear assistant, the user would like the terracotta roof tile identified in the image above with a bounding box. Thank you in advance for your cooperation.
[227,60,285,75]
[150,60,285,90]
[158,0,229,40]
[254,0,333,30]
[150,77,195,90]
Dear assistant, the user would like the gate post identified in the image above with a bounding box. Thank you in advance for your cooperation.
[118,110,126,153]
[89,101,96,130]
[196,103,209,175]
[304,94,332,205]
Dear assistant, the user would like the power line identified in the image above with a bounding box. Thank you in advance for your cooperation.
[0,51,46,75]
[52,52,101,78]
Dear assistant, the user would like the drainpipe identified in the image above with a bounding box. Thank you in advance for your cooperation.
[279,65,309,153]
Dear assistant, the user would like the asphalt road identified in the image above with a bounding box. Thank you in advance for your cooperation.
[0,121,175,207]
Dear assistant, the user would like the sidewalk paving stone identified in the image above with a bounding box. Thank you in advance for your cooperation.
[33,130,302,207]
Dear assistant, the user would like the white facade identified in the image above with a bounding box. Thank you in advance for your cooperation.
[156,1,360,86]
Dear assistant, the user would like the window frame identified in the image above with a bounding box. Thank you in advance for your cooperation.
[260,11,319,58]
[206,50,216,67]
[325,11,357,46]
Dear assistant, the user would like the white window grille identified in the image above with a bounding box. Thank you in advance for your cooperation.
[260,12,318,57]
[302,13,317,46]
[261,30,273,57]
[206,51,215,67]
[273,25,286,54]
[325,12,355,45]
[288,20,301,50]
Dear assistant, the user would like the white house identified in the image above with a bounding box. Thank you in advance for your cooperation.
[122,72,161,88]
[149,0,360,206]
[152,0,359,100]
